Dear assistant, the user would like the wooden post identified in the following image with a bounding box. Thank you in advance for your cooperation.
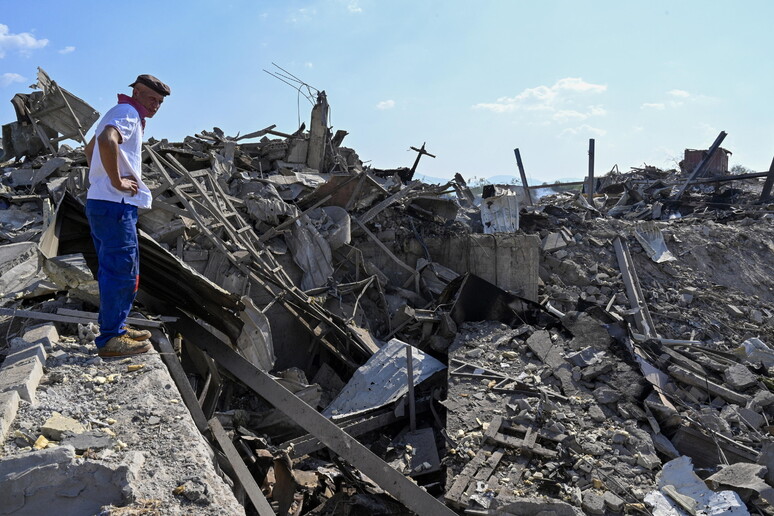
[587,138,595,204]
[513,148,534,206]
[760,155,774,203]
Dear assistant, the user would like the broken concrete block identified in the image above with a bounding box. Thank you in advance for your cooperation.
[0,444,130,515]
[751,388,774,409]
[723,363,757,390]
[561,311,613,349]
[0,356,44,403]
[603,491,625,512]
[41,413,86,441]
[647,456,747,515]
[707,462,774,504]
[542,232,568,252]
[592,385,621,405]
[588,404,606,422]
[0,241,42,297]
[581,489,605,515]
[727,304,745,318]
[0,390,20,442]
[43,253,100,306]
[651,433,680,460]
[581,361,613,381]
[757,442,774,486]
[626,425,660,470]
[736,407,765,429]
[3,343,46,368]
[21,322,59,351]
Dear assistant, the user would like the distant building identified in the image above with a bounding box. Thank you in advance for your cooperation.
[679,147,731,176]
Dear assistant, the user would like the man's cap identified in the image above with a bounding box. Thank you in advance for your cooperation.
[129,74,171,96]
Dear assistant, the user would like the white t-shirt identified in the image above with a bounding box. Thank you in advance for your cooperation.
[87,103,152,209]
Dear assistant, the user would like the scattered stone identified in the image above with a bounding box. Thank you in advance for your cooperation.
[174,477,213,505]
[61,429,114,454]
[592,385,621,405]
[723,363,757,390]
[41,413,86,441]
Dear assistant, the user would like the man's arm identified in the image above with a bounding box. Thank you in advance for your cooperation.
[97,126,138,195]
[84,136,95,168]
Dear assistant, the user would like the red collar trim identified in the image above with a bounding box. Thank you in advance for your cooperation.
[117,94,148,129]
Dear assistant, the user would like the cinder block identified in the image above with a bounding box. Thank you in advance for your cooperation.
[21,323,59,351]
[0,356,44,403]
[0,390,20,441]
[4,343,46,368]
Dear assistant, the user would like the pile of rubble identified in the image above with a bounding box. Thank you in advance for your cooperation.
[2,69,774,515]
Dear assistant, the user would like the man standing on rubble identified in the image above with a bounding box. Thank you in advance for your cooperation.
[84,74,170,357]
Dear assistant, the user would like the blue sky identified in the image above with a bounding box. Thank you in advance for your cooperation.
[1,0,772,184]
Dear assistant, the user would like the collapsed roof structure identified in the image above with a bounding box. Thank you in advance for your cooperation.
[1,68,774,515]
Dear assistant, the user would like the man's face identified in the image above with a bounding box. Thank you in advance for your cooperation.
[132,84,165,117]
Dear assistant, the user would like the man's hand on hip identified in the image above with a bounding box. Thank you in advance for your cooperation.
[113,176,139,196]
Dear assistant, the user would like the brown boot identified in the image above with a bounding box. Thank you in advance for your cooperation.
[123,326,152,341]
[98,334,152,358]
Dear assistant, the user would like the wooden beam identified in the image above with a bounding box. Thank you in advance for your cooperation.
[513,148,534,206]
[195,335,457,516]
[0,308,171,328]
[209,418,275,515]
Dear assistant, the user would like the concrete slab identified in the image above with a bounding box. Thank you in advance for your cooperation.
[0,356,44,403]
[3,343,46,369]
[0,242,42,298]
[0,390,20,442]
[0,445,132,516]
[20,323,59,351]
[42,254,99,306]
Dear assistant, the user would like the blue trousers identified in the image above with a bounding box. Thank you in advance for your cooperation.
[85,199,139,348]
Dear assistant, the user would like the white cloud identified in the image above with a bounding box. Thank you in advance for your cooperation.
[376,99,395,110]
[668,89,690,98]
[288,8,316,23]
[304,62,313,68]
[559,124,607,137]
[347,0,363,13]
[642,88,716,112]
[552,110,588,122]
[58,46,75,54]
[473,77,607,118]
[0,24,48,58]
[0,72,26,87]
